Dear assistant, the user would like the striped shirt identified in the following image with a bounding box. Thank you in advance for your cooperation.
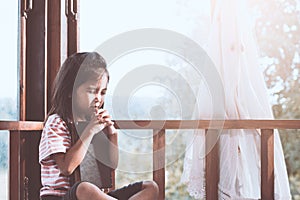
[39,114,72,197]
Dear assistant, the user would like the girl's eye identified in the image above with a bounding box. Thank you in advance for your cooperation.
[87,89,97,94]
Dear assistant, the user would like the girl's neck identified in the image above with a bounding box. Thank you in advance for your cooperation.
[73,112,87,122]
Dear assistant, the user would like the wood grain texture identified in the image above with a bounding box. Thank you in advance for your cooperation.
[20,13,26,121]
[114,120,300,129]
[66,0,78,56]
[153,129,165,200]
[2,120,299,131]
[47,0,61,112]
[205,129,219,200]
[10,131,20,200]
[0,121,43,131]
[261,129,274,200]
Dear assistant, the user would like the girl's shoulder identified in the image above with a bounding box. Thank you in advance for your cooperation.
[46,113,63,123]
[45,114,68,130]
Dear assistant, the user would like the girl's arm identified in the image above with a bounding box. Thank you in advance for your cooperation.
[53,116,108,176]
[104,125,119,169]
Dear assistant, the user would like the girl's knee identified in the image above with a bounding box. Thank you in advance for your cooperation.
[142,180,159,195]
[76,182,103,199]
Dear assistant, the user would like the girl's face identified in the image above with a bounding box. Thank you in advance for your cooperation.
[73,74,108,121]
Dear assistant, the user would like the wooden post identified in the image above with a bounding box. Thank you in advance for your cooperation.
[153,129,165,200]
[47,0,62,112]
[261,129,274,200]
[23,0,46,198]
[66,0,79,55]
[205,129,219,200]
[20,0,27,121]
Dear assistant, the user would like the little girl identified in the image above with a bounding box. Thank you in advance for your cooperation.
[39,52,159,200]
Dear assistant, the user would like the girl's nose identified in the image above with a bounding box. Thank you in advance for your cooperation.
[94,97,101,108]
[94,96,100,103]
[95,92,103,103]
[95,92,102,101]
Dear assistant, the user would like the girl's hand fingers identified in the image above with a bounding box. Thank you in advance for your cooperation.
[86,115,106,135]
[88,109,115,135]
[97,117,112,125]
[94,108,105,115]
[95,110,112,121]
[106,121,114,127]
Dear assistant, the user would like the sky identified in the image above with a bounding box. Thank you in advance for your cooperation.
[79,0,210,51]
[0,0,18,98]
[79,0,211,104]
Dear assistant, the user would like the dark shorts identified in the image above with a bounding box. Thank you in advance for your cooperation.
[41,181,143,200]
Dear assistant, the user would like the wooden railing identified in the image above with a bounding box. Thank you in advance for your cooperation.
[1,120,300,200]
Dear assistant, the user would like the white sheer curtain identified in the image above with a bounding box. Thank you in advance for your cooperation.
[181,0,291,199]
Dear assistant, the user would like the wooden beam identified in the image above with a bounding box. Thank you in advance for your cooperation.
[261,129,274,200]
[1,120,300,131]
[153,129,165,200]
[0,121,43,131]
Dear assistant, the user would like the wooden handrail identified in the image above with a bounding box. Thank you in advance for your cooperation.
[114,120,300,129]
[0,121,43,131]
[1,120,299,131]
[1,119,300,200]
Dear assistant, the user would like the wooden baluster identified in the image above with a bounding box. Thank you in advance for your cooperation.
[21,132,27,200]
[110,170,116,191]
[10,130,21,200]
[153,129,165,200]
[24,176,29,200]
[205,129,219,200]
[261,129,274,200]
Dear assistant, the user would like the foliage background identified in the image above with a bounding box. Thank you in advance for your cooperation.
[253,0,300,198]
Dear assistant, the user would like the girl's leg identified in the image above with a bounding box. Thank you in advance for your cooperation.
[76,182,117,200]
[129,181,159,200]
